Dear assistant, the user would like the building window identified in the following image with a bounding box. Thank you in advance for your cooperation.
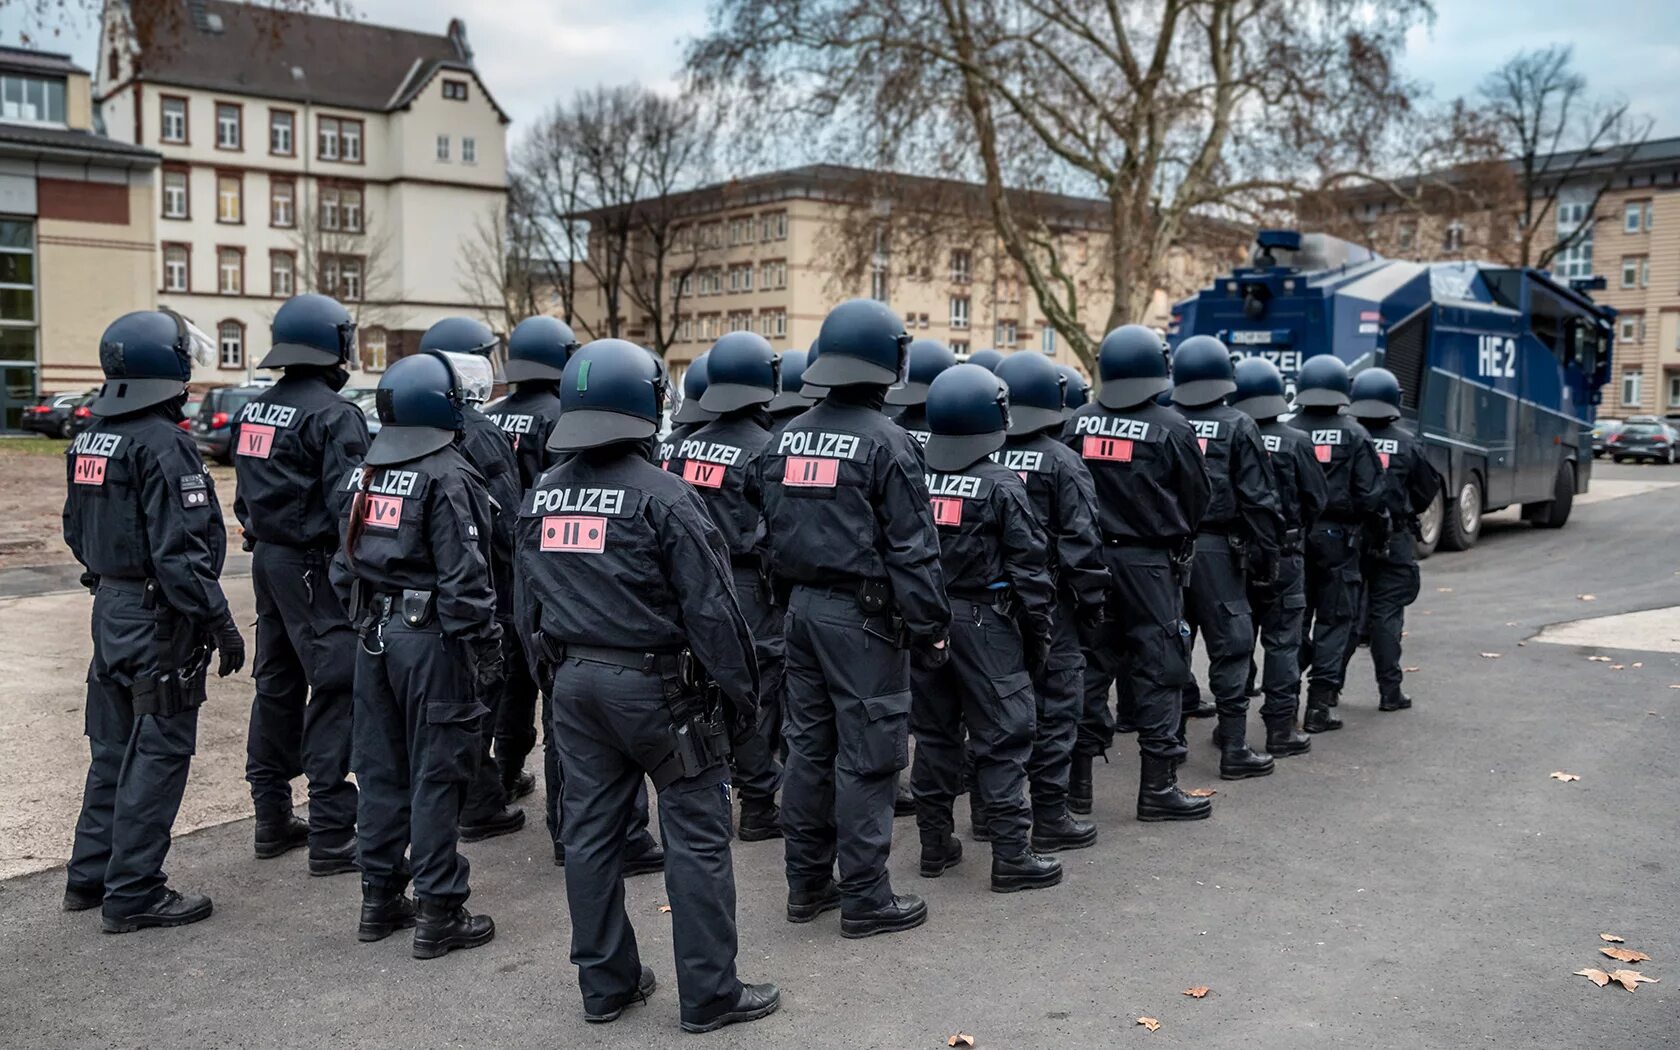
[0,73,68,124]
[270,178,295,228]
[760,260,787,290]
[996,320,1018,347]
[764,310,787,338]
[1625,202,1644,234]
[218,320,244,369]
[342,119,362,162]
[730,216,753,246]
[161,169,189,219]
[1622,256,1640,288]
[1645,202,1655,231]
[0,220,37,423]
[1442,221,1464,253]
[950,296,970,329]
[215,102,241,150]
[1618,316,1642,344]
[270,251,294,297]
[160,96,187,143]
[1622,370,1642,408]
[759,211,787,242]
[1396,222,1416,251]
[871,269,889,302]
[1642,258,1651,288]
[270,110,294,155]
[216,173,242,223]
[950,249,972,282]
[436,135,450,161]
[1669,375,1680,409]
[163,244,189,292]
[462,137,476,164]
[322,255,363,301]
[1555,199,1595,279]
[442,79,469,101]
[1041,327,1056,354]
[217,247,243,295]
[319,185,363,233]
[950,340,969,354]
[361,327,387,372]
[317,116,362,161]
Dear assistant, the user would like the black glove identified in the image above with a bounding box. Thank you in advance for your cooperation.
[1248,546,1279,589]
[213,613,246,677]
[1021,628,1049,678]
[241,532,255,553]
[79,572,98,596]
[470,629,506,697]
[1075,601,1109,654]
[728,700,762,751]
[911,633,950,672]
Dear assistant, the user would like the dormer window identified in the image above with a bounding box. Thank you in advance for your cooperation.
[442,79,468,101]
[0,73,67,125]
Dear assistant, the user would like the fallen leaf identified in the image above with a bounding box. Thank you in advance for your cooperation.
[1575,967,1611,987]
[1505,622,1517,626]
[1588,656,1612,662]
[1480,652,1502,659]
[1137,1017,1161,1032]
[1403,665,1421,673]
[1669,684,1680,689]
[1436,587,1454,593]
[1610,665,1626,671]
[658,904,672,914]
[947,1035,975,1047]
[1602,947,1651,963]
[1632,662,1644,668]
[1186,788,1217,798]
[1579,594,1598,601]
[1183,986,1211,999]
[1601,934,1626,943]
[1517,641,1527,647]
[1550,772,1581,782]
[1607,969,1660,992]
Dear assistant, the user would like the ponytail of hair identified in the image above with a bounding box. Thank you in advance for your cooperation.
[344,465,377,567]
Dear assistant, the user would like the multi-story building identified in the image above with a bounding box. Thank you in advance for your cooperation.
[0,44,159,429]
[93,0,508,381]
[568,164,1231,378]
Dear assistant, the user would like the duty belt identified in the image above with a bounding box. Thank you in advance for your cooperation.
[1100,534,1184,549]
[563,644,682,675]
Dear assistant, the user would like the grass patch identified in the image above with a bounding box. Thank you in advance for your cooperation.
[0,436,68,457]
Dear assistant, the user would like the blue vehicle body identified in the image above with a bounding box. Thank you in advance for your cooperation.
[1169,232,1615,549]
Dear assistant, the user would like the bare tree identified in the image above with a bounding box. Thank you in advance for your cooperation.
[1478,45,1653,269]
[457,187,565,334]
[290,200,396,334]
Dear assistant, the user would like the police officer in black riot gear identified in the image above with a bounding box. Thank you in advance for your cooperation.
[993,351,1108,850]
[337,352,501,958]
[1288,355,1387,733]
[515,340,781,1034]
[664,331,786,842]
[417,317,528,842]
[913,365,1062,892]
[761,299,950,938]
[887,338,957,446]
[1169,337,1285,780]
[1056,363,1091,417]
[1344,368,1439,712]
[1063,325,1214,821]
[483,315,577,813]
[233,293,366,874]
[63,311,245,932]
[1232,358,1327,757]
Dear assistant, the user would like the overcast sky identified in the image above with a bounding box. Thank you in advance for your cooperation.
[14,0,1680,142]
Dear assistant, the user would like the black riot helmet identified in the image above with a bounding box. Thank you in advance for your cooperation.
[504,316,579,382]
[548,338,667,452]
[768,348,817,412]
[924,363,1011,472]
[260,293,356,368]
[1294,354,1352,409]
[1056,364,1090,418]
[886,338,957,407]
[1170,334,1239,406]
[701,331,779,412]
[1349,366,1403,420]
[1096,324,1172,409]
[366,351,467,466]
[1231,356,1290,420]
[420,316,499,357]
[670,351,716,424]
[995,350,1066,435]
[805,299,910,387]
[966,348,1006,373]
[91,309,211,416]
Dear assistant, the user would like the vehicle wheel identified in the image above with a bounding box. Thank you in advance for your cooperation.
[57,419,73,439]
[1612,455,1626,464]
[1415,485,1443,559]
[1526,459,1575,529]
[1438,472,1483,552]
[1668,447,1675,466]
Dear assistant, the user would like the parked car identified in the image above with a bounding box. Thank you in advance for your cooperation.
[349,390,381,436]
[1606,418,1679,464]
[19,390,94,438]
[1590,417,1623,459]
[178,397,202,432]
[191,384,263,464]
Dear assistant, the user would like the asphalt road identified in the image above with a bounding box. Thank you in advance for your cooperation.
[2,464,1677,1049]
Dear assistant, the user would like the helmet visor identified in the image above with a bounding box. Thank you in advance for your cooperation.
[436,351,495,405]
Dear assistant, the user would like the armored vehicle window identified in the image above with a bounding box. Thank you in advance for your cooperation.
[1528,285,1566,356]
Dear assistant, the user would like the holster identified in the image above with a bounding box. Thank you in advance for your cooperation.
[1170,539,1196,586]
[651,653,732,789]
[857,578,907,645]
[400,589,435,628]
[132,647,209,717]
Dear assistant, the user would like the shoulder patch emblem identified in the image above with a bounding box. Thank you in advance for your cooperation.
[179,472,210,508]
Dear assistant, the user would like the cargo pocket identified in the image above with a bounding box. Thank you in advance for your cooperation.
[838,689,912,776]
[1217,598,1254,650]
[421,699,489,783]
[987,670,1037,750]
[1400,563,1422,606]
[1149,620,1194,687]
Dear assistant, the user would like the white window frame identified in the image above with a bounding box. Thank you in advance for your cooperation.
[270,252,294,297]
[362,327,388,372]
[1041,327,1056,353]
[342,188,363,233]
[1669,374,1680,409]
[160,97,186,143]
[950,296,970,330]
[1622,370,1643,407]
[436,135,450,162]
[161,171,188,219]
[270,110,292,155]
[950,249,972,283]
[1622,256,1640,289]
[216,103,241,149]
[340,257,362,302]
[341,121,361,162]
[218,322,243,369]
[1625,202,1643,234]
[216,174,240,223]
[318,117,340,161]
[1619,316,1640,343]
[163,246,188,292]
[462,137,476,165]
[271,180,294,228]
[320,187,340,232]
[218,248,242,295]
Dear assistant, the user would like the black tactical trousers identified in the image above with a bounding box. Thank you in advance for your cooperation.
[1345,546,1421,702]
[1250,552,1308,724]
[781,585,911,913]
[551,656,742,1027]
[245,542,357,844]
[1029,598,1084,818]
[68,581,201,917]
[352,618,481,904]
[1301,523,1365,692]
[492,630,539,786]
[911,597,1036,854]
[1076,664,1117,758]
[730,565,785,803]
[461,619,516,823]
[538,670,659,854]
[1182,534,1256,717]
[1098,545,1190,762]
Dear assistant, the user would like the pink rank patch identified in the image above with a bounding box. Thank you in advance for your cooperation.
[73,455,106,486]
[236,424,275,459]
[930,497,963,526]
[682,460,726,489]
[541,515,607,553]
[364,494,404,529]
[783,456,839,487]
[1378,452,1390,469]
[1314,445,1333,463]
[1197,437,1209,454]
[1081,436,1134,462]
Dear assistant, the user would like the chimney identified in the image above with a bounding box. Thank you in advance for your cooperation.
[447,18,472,62]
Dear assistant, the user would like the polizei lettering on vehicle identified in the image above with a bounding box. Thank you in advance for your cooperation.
[777,430,863,460]
[677,439,744,466]
[531,486,628,516]
[1071,415,1151,440]
[238,402,299,428]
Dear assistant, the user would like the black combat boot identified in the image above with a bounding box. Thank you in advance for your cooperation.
[584,965,657,1023]
[1136,755,1213,822]
[1183,683,1217,719]
[253,811,308,859]
[737,797,783,842]
[1068,754,1094,815]
[1303,684,1343,733]
[357,883,417,942]
[411,899,495,959]
[459,805,526,842]
[840,893,928,939]
[623,835,665,877]
[502,768,537,801]
[308,837,359,877]
[1214,714,1274,780]
[968,793,992,842]
[919,833,963,878]
[1264,717,1312,757]
[680,982,782,1033]
[785,880,842,924]
[101,888,213,934]
[1379,691,1413,712]
[991,848,1063,893]
[62,881,103,912]
[1031,810,1098,852]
